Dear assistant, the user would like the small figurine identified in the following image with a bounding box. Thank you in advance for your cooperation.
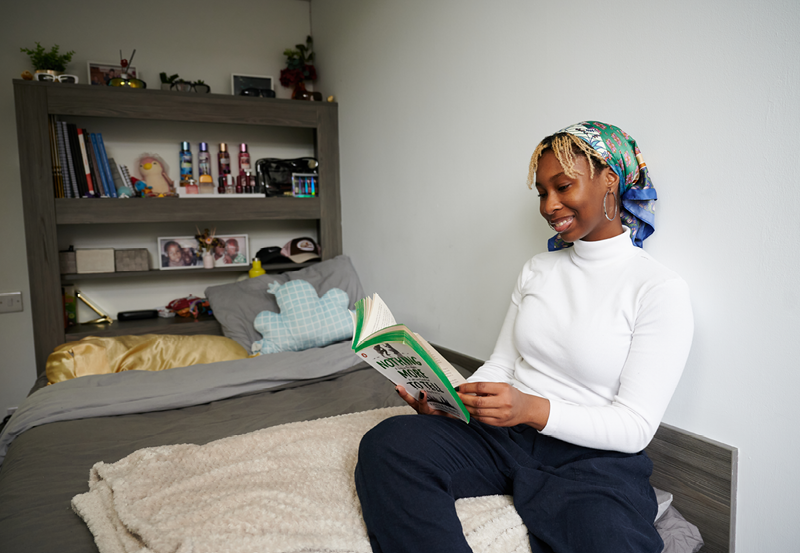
[129,176,152,196]
[136,153,175,195]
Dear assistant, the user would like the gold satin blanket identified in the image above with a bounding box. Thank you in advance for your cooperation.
[46,334,251,384]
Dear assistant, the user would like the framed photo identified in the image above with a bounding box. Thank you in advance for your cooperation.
[232,74,273,96]
[88,62,138,86]
[158,236,202,270]
[158,235,250,270]
[211,234,250,267]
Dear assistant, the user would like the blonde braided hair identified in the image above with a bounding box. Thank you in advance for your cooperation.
[526,133,608,189]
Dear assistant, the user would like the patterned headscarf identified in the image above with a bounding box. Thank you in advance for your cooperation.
[546,121,657,251]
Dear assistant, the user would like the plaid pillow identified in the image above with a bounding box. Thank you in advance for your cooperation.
[252,280,353,354]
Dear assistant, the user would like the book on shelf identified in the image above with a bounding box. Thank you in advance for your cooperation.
[351,293,469,422]
[95,134,118,198]
[85,130,106,197]
[60,122,80,198]
[65,124,89,197]
[54,120,72,198]
[76,129,97,196]
[49,120,123,199]
[48,116,64,198]
[63,285,77,328]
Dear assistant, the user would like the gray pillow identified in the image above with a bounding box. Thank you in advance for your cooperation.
[205,255,365,350]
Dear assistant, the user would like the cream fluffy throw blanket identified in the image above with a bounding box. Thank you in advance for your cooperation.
[72,406,531,553]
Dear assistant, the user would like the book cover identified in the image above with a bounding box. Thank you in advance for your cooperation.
[48,116,64,198]
[60,122,80,198]
[76,129,96,196]
[88,133,110,197]
[86,131,106,197]
[95,134,118,198]
[352,294,469,422]
[66,124,89,197]
[63,285,77,327]
[55,120,72,198]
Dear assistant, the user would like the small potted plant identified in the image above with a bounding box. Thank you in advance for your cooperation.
[160,72,179,91]
[20,42,75,77]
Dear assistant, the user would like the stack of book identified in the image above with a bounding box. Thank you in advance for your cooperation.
[48,116,133,199]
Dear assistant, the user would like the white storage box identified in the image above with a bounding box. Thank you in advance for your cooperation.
[76,249,115,274]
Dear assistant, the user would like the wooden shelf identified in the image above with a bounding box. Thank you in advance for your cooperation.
[60,261,317,281]
[65,314,222,340]
[15,80,341,375]
[55,196,320,224]
[14,79,329,128]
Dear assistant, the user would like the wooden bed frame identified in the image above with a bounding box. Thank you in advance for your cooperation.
[437,346,738,553]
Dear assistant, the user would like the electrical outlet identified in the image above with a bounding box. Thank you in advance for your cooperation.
[0,292,23,313]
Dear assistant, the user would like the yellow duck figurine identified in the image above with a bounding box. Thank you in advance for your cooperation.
[137,154,175,195]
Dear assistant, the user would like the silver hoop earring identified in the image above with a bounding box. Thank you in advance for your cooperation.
[603,189,618,221]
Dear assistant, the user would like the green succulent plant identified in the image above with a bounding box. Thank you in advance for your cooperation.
[20,42,75,72]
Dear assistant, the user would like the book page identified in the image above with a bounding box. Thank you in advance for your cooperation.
[358,293,397,344]
[414,333,466,388]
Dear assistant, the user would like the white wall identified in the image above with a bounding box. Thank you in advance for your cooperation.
[311,0,800,549]
[2,0,798,548]
[0,0,312,412]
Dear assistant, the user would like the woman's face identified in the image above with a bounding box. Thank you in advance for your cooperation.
[534,149,623,243]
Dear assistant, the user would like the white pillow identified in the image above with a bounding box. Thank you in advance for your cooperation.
[654,487,674,522]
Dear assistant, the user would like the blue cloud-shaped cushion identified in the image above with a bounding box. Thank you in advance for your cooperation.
[252,279,353,354]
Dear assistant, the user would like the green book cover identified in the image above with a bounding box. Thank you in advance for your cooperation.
[352,294,469,422]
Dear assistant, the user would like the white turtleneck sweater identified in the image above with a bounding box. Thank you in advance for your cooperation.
[468,228,693,453]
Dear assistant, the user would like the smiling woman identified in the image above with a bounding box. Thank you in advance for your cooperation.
[355,121,693,553]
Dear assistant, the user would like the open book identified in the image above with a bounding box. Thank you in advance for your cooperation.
[352,294,469,422]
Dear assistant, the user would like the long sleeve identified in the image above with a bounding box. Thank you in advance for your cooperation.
[466,302,519,385]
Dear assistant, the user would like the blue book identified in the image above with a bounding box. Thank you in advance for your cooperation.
[95,133,118,198]
[89,134,110,196]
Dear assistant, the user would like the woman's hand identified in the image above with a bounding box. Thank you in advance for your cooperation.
[456,382,550,430]
[395,386,458,418]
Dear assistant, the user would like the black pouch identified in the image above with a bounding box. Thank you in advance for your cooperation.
[255,157,318,196]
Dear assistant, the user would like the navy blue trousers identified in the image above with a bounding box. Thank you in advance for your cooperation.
[355,414,663,553]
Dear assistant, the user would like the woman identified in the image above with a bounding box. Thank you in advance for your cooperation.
[355,121,693,553]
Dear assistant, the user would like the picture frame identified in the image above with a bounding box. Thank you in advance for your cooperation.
[157,235,250,270]
[231,74,274,96]
[88,62,138,86]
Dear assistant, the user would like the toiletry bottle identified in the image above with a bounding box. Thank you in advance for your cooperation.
[218,176,226,194]
[198,142,211,178]
[239,143,251,175]
[235,174,244,194]
[244,170,253,193]
[218,143,231,176]
[249,258,266,278]
[185,177,199,194]
[179,142,192,185]
[198,142,214,193]
[225,174,235,195]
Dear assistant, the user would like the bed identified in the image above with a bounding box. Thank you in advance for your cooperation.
[0,256,736,553]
